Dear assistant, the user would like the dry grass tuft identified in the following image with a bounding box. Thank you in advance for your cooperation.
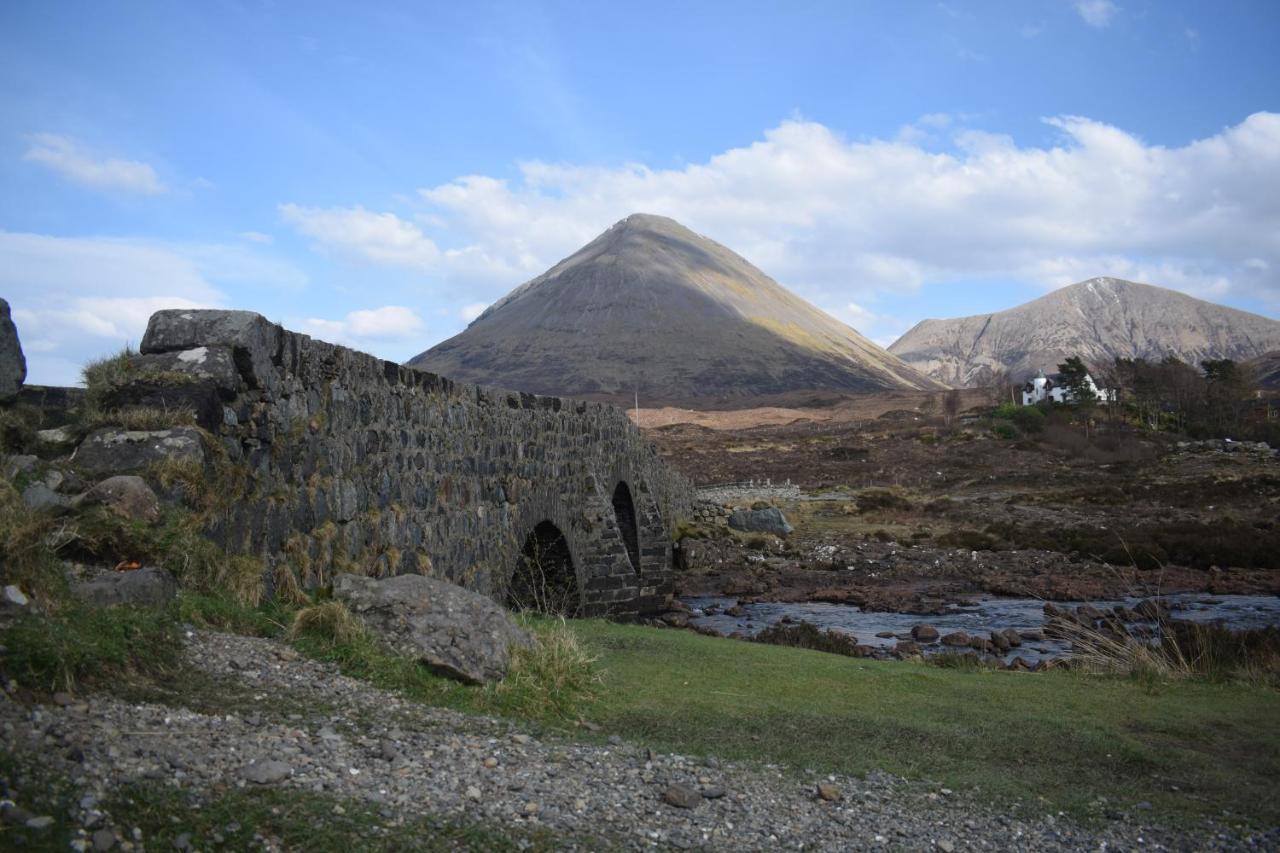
[289,600,365,647]
[493,619,603,720]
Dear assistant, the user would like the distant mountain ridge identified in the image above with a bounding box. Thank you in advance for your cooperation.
[888,277,1280,387]
[409,214,940,406]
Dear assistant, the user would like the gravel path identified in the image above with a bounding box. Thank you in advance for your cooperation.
[2,629,1273,851]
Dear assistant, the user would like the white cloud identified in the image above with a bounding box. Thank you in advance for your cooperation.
[1073,0,1118,28]
[240,231,274,244]
[279,204,440,269]
[460,302,489,322]
[0,231,306,385]
[23,133,166,195]
[300,306,425,348]
[389,113,1279,318]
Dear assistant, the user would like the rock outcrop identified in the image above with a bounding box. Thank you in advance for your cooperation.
[0,297,26,401]
[70,567,178,609]
[333,573,533,684]
[727,507,794,537]
[889,277,1280,387]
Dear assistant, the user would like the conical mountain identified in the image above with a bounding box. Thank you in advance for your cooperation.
[889,277,1280,387]
[409,214,940,405]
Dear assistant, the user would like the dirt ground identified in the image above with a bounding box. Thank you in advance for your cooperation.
[641,392,1280,610]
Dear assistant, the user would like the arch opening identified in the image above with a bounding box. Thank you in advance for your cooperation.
[612,481,641,573]
[508,521,580,616]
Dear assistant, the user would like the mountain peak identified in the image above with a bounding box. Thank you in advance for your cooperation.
[889,278,1280,387]
[409,218,940,406]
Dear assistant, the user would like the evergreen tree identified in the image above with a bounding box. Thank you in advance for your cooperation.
[1057,356,1096,407]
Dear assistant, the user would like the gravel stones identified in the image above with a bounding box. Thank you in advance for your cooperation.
[72,427,207,476]
[333,572,532,685]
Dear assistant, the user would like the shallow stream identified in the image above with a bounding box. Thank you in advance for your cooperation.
[682,593,1280,664]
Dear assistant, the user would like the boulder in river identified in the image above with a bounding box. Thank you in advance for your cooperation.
[910,624,940,643]
[940,631,971,647]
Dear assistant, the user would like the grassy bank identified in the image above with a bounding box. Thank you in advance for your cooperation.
[571,620,1279,826]
[6,591,1277,829]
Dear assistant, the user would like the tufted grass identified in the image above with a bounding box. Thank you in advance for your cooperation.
[568,620,1280,827]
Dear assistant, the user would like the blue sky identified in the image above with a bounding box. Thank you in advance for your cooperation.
[2,0,1278,385]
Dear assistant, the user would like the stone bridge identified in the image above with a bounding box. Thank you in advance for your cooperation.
[125,310,693,618]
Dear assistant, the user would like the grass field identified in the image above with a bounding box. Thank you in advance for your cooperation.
[568,620,1279,827]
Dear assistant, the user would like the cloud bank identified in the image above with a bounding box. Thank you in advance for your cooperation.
[281,112,1280,325]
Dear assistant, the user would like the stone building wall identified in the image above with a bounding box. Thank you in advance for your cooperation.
[130,310,694,617]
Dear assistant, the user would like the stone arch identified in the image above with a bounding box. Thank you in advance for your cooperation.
[611,480,642,573]
[507,519,581,616]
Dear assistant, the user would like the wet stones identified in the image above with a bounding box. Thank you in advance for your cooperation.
[910,624,940,643]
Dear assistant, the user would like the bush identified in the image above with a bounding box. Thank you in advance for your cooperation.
[752,621,861,657]
[1010,406,1046,433]
[992,422,1018,440]
[936,529,1000,551]
[855,488,913,514]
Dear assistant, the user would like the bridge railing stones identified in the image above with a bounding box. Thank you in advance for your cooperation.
[133,309,693,617]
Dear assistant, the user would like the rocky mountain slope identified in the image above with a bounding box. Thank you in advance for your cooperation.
[888,278,1280,387]
[409,214,940,406]
[1249,350,1280,390]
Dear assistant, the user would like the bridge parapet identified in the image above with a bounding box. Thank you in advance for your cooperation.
[129,309,693,617]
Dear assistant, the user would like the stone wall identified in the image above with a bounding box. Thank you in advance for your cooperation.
[127,310,694,617]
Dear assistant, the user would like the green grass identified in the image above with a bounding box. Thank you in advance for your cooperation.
[570,620,1280,826]
[1,603,182,694]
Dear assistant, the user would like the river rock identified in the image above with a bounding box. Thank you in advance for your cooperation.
[72,427,206,476]
[940,631,970,647]
[727,507,794,536]
[333,573,532,685]
[910,624,939,643]
[0,297,26,401]
[70,567,177,609]
[73,475,161,523]
[661,784,702,809]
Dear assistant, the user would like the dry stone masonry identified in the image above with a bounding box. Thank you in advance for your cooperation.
[123,309,693,618]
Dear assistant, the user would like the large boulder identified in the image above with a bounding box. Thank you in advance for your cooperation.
[70,567,177,608]
[727,507,794,537]
[333,573,533,685]
[71,427,206,475]
[0,297,26,401]
[141,310,282,393]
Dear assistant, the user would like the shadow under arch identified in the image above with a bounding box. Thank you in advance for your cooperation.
[507,520,581,616]
[611,480,642,573]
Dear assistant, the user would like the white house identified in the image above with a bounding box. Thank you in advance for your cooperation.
[1021,369,1114,405]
